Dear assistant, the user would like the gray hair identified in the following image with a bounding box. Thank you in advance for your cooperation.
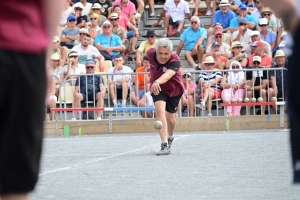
[191,16,200,24]
[156,38,173,52]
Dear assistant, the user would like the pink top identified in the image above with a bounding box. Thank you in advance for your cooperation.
[113,0,136,24]
[182,81,196,97]
[118,16,129,30]
[0,0,49,53]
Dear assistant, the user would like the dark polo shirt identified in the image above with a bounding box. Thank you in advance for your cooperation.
[147,47,184,97]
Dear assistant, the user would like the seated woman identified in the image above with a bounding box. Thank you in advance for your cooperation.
[225,41,248,69]
[181,72,196,117]
[221,61,246,116]
[86,13,103,40]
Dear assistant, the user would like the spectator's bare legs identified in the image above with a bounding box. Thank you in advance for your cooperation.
[197,45,205,64]
[246,90,253,115]
[194,0,200,15]
[96,92,104,118]
[177,20,184,33]
[185,51,197,66]
[155,101,168,142]
[109,82,117,106]
[268,87,278,111]
[187,94,195,117]
[206,88,214,114]
[130,37,137,53]
[122,82,129,101]
[60,46,68,66]
[164,13,170,35]
[73,93,83,118]
[261,89,267,115]
[205,0,212,14]
[1,194,30,200]
[148,0,155,15]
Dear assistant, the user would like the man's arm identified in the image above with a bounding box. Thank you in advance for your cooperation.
[61,35,72,42]
[270,76,277,89]
[136,0,145,13]
[254,79,268,90]
[153,9,166,26]
[66,35,80,40]
[176,40,185,55]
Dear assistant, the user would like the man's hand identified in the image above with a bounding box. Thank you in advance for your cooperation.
[152,21,159,27]
[238,53,244,59]
[192,47,197,55]
[151,82,161,95]
[134,30,139,37]
[215,52,221,59]
[75,11,80,18]
[136,60,141,68]
[101,91,106,98]
[239,24,245,32]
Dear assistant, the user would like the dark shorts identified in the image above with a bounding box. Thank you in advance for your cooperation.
[151,91,182,113]
[81,92,100,102]
[0,49,46,194]
[277,87,283,99]
[116,87,130,99]
[60,43,73,49]
[169,16,181,28]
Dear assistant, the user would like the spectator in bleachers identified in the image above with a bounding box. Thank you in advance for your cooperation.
[95,20,123,60]
[232,17,252,49]
[76,0,92,16]
[242,0,256,12]
[61,15,80,49]
[131,56,151,105]
[205,42,228,69]
[181,72,196,117]
[64,51,86,81]
[110,13,127,45]
[259,18,276,50]
[248,41,272,67]
[85,13,103,39]
[272,32,287,57]
[206,31,231,58]
[52,36,68,66]
[245,30,272,56]
[111,6,139,53]
[191,0,212,16]
[107,55,132,107]
[51,53,65,83]
[93,0,112,18]
[176,16,207,70]
[88,3,107,26]
[259,7,277,34]
[152,0,191,37]
[268,50,287,111]
[147,0,165,17]
[74,28,91,45]
[72,33,105,71]
[206,23,231,48]
[135,30,157,68]
[228,4,256,33]
[112,0,136,25]
[245,55,268,115]
[221,61,245,116]
[196,56,222,116]
[251,1,277,23]
[60,1,73,27]
[138,91,155,118]
[72,61,106,120]
[226,41,248,68]
[73,2,88,28]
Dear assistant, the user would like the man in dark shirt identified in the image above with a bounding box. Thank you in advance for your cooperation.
[72,61,106,120]
[74,2,88,28]
[245,56,268,115]
[147,38,184,155]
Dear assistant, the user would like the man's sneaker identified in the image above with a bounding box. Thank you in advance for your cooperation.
[157,142,170,155]
[150,12,156,17]
[205,10,212,16]
[71,118,76,121]
[168,136,174,148]
[96,117,102,120]
[195,102,206,110]
[207,113,212,117]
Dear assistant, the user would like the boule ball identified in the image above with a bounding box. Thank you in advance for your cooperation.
[237,98,243,103]
[251,97,256,102]
[230,98,236,103]
[257,97,263,102]
[244,98,250,102]
[271,97,277,102]
[154,120,163,130]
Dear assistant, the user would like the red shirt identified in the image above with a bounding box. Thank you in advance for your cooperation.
[147,48,184,97]
[248,53,272,68]
[0,0,49,53]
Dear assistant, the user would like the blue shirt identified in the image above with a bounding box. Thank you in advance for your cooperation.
[61,28,80,45]
[180,27,207,50]
[94,34,122,56]
[213,10,236,28]
[260,30,277,45]
[75,75,104,96]
[229,15,257,28]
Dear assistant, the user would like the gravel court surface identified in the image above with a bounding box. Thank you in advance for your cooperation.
[33,130,299,200]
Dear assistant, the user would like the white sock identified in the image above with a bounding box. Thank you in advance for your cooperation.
[122,99,126,105]
[168,136,174,140]
[113,100,117,106]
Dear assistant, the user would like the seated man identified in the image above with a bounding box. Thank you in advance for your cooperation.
[135,30,157,68]
[73,2,88,28]
[244,30,272,57]
[94,20,123,60]
[63,51,86,82]
[268,50,288,110]
[72,33,105,71]
[206,31,231,58]
[176,16,207,70]
[109,12,127,45]
[131,56,151,105]
[107,55,132,107]
[60,15,80,49]
[152,0,191,37]
[244,56,268,115]
[232,17,252,49]
[138,91,155,118]
[228,4,256,33]
[248,41,272,67]
[205,42,228,69]
[196,56,222,117]
[72,61,106,120]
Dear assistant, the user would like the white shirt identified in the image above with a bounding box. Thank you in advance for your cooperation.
[63,64,86,75]
[144,92,154,107]
[107,65,132,88]
[206,43,231,54]
[82,3,93,16]
[52,66,64,81]
[232,29,252,49]
[60,7,73,25]
[72,45,100,64]
[163,0,190,22]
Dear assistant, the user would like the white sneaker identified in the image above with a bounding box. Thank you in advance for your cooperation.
[205,10,212,16]
[71,118,76,121]
[196,102,206,110]
[207,113,212,117]
[96,117,102,120]
[150,12,156,17]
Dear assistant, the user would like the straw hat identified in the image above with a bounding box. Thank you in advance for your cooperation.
[202,56,215,64]
[230,41,244,50]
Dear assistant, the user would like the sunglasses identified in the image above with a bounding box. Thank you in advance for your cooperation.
[205,63,214,66]
[253,61,261,65]
[103,26,111,29]
[147,35,155,38]
[239,23,247,26]
[90,18,98,20]
[110,18,119,21]
[86,66,94,69]
[75,8,82,11]
[182,75,190,78]
[79,33,85,35]
[215,35,222,38]
[231,66,239,69]
[233,46,242,49]
[93,8,100,11]
[191,21,198,24]
[213,23,222,27]
[69,56,77,58]
[68,19,76,22]
[263,13,271,16]
[259,24,268,27]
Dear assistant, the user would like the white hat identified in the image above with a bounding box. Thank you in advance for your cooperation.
[53,36,60,42]
[219,0,231,7]
[279,41,286,48]
[102,20,112,27]
[259,18,268,25]
[68,51,79,57]
[274,50,285,57]
[202,56,215,64]
[250,30,260,37]
[73,2,84,9]
[79,28,88,33]
[253,56,261,63]
[92,3,102,9]
[182,72,192,76]
[51,53,60,60]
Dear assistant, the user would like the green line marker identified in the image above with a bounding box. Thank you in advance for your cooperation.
[64,125,70,137]
[78,127,82,137]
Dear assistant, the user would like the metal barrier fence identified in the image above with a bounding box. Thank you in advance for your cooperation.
[47,67,287,121]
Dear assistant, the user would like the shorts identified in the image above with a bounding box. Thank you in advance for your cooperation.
[81,93,99,102]
[127,30,135,40]
[277,87,283,98]
[199,88,221,99]
[116,87,130,99]
[151,91,182,113]
[169,16,181,28]
[0,49,46,194]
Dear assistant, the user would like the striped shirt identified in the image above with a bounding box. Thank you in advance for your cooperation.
[198,71,222,90]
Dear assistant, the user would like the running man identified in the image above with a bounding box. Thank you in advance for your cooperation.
[147,38,184,155]
[0,0,64,199]
[262,0,300,183]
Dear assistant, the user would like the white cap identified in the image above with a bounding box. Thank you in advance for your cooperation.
[92,3,102,9]
[182,72,192,76]
[253,56,261,63]
[73,2,84,9]
[259,18,268,25]
[102,20,112,27]
[79,28,88,33]
[250,30,260,37]
[51,53,60,60]
[274,50,285,57]
[219,0,231,7]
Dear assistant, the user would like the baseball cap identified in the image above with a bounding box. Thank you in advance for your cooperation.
[253,56,261,63]
[259,18,268,25]
[212,42,220,47]
[250,30,260,37]
[53,36,60,43]
[214,31,223,35]
[74,2,84,9]
[109,13,119,19]
[251,41,264,47]
[182,72,191,76]
[145,30,157,37]
[202,56,215,64]
[239,4,247,10]
[92,3,102,9]
[238,17,248,23]
[274,50,285,58]
[51,53,60,60]
[68,51,79,57]
[102,20,112,27]
[86,61,96,65]
[67,15,76,21]
[79,28,88,33]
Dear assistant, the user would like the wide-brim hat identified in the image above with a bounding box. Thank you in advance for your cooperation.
[230,41,244,50]
[202,56,215,64]
[219,0,231,7]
